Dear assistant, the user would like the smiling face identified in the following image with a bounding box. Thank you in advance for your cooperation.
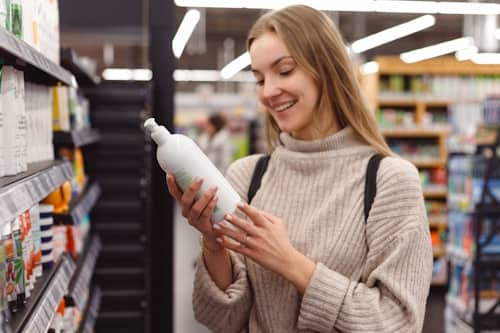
[250,32,337,140]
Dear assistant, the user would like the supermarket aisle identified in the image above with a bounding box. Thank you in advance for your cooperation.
[174,203,211,333]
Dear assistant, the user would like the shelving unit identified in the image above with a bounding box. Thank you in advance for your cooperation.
[78,287,102,333]
[0,160,73,229]
[53,182,101,225]
[67,235,102,311]
[10,254,76,333]
[361,57,500,291]
[53,128,101,148]
[0,26,74,86]
[60,48,100,87]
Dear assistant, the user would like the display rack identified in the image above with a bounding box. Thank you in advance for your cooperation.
[470,127,500,332]
[0,160,73,229]
[0,27,74,86]
[10,254,76,333]
[67,235,102,311]
[53,128,101,148]
[361,57,500,288]
[60,48,100,87]
[53,181,101,225]
[78,287,102,333]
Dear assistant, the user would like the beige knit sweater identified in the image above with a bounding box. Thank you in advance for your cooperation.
[193,127,433,333]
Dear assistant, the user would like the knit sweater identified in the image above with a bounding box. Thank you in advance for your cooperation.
[193,127,433,333]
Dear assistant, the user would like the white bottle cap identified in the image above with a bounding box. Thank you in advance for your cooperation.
[144,118,171,145]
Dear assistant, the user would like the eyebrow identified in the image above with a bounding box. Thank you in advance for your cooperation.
[251,56,294,74]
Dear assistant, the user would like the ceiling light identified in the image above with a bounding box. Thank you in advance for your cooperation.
[220,52,251,79]
[351,15,435,54]
[174,0,500,15]
[360,61,379,75]
[400,37,474,63]
[102,69,152,81]
[455,45,478,61]
[172,9,201,59]
[471,53,500,65]
[174,69,255,82]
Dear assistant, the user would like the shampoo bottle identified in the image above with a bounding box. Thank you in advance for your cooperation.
[144,118,240,223]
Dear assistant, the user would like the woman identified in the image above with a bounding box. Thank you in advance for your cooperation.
[167,5,432,332]
[197,113,234,174]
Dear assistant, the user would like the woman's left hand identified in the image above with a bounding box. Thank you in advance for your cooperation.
[213,202,316,293]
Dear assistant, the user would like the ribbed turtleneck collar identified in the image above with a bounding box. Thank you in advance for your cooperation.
[278,126,363,153]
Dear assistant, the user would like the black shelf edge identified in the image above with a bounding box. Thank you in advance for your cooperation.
[474,203,500,215]
[0,160,74,230]
[10,254,76,333]
[78,287,102,333]
[67,235,102,311]
[60,48,100,86]
[0,27,74,86]
[53,182,102,225]
[53,128,101,148]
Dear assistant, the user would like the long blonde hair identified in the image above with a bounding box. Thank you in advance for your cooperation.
[247,5,392,156]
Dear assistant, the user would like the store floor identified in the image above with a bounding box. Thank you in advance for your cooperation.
[174,204,445,332]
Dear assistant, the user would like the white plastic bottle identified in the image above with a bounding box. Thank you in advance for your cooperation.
[144,118,241,223]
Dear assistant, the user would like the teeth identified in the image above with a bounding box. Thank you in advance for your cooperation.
[274,101,296,112]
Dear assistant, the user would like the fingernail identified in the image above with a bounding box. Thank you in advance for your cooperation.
[225,214,232,221]
[213,223,221,230]
[216,237,223,243]
[209,186,217,193]
[237,202,245,209]
[197,177,204,184]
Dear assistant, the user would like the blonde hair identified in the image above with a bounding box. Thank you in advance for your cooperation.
[247,5,392,156]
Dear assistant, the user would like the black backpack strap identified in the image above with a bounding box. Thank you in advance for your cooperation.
[364,154,384,223]
[248,155,271,204]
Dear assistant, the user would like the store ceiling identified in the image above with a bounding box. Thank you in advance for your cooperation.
[59,1,496,78]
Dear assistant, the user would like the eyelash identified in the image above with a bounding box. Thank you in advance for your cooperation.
[255,69,294,87]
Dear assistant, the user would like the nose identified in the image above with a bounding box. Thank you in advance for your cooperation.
[261,78,281,100]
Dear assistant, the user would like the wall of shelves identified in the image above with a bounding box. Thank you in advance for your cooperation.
[361,57,500,290]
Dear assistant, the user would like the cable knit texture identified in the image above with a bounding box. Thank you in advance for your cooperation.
[192,127,433,333]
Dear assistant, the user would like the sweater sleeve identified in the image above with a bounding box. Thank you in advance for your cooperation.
[297,157,433,332]
[192,155,263,332]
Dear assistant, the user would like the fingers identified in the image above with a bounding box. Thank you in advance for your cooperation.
[213,222,249,248]
[236,202,271,226]
[189,186,218,221]
[166,173,182,201]
[180,177,204,217]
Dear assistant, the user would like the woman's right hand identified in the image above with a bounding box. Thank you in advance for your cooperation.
[166,173,221,246]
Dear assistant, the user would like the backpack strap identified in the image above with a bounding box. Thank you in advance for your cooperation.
[248,155,271,204]
[247,153,384,224]
[364,154,384,223]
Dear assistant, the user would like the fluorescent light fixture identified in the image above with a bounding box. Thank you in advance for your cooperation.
[172,9,201,58]
[400,37,474,63]
[455,45,478,61]
[360,61,379,75]
[174,0,500,15]
[102,68,153,81]
[471,53,500,65]
[351,15,435,54]
[174,69,255,82]
[220,52,251,79]
[496,29,500,40]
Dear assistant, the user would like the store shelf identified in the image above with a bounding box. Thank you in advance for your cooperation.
[431,278,448,287]
[53,128,101,148]
[408,159,447,168]
[429,214,448,228]
[474,203,500,216]
[423,186,448,199]
[381,127,450,138]
[10,254,76,333]
[78,287,102,333]
[378,96,450,107]
[68,235,102,311]
[433,246,445,258]
[53,182,101,225]
[0,27,74,86]
[0,160,73,229]
[60,48,100,86]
